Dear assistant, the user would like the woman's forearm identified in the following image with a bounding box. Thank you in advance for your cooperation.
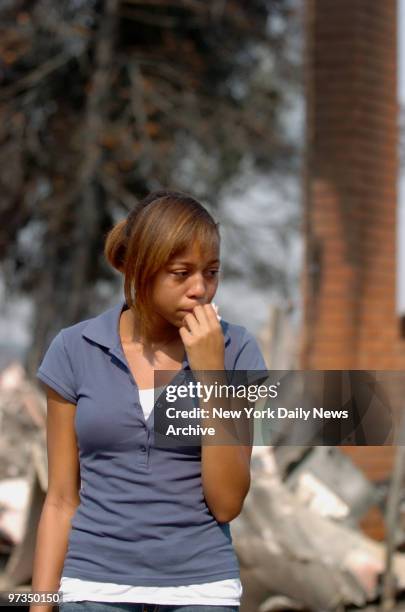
[201,442,251,523]
[29,498,78,612]
[197,371,252,523]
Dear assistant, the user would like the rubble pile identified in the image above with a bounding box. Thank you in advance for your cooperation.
[0,361,45,480]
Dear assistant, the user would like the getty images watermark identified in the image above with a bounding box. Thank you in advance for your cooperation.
[148,369,404,447]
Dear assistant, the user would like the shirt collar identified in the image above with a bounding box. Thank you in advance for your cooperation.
[81,297,231,370]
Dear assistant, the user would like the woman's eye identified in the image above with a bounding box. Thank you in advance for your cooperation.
[171,270,219,278]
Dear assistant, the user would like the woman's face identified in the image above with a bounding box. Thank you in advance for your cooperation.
[151,241,220,328]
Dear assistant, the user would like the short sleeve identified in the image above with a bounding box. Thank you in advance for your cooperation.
[233,328,268,386]
[36,330,78,403]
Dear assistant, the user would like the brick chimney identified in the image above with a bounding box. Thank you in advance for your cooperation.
[302,0,400,540]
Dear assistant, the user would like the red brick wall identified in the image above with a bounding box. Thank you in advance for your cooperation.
[302,0,400,540]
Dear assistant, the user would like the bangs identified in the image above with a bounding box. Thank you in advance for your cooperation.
[169,219,220,261]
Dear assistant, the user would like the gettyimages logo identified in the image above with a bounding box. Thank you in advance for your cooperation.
[151,370,398,447]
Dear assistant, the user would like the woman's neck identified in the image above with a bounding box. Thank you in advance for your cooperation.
[120,307,180,348]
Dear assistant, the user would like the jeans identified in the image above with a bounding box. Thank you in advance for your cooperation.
[59,603,239,612]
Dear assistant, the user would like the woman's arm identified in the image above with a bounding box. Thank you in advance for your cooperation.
[178,304,254,524]
[198,371,253,523]
[201,443,251,523]
[29,386,80,612]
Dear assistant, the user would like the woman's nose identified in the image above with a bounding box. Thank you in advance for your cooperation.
[187,274,206,297]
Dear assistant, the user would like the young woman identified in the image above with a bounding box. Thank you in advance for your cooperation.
[31,190,267,612]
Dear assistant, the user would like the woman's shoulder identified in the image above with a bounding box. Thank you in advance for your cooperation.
[58,316,97,347]
[53,311,106,363]
[220,318,267,371]
[60,300,120,347]
[220,318,256,348]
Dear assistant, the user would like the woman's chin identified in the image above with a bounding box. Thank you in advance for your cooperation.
[169,311,186,326]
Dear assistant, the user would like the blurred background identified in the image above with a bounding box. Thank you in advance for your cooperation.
[2,0,405,610]
[0,0,303,367]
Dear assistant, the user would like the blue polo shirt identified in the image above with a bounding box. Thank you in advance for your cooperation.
[36,298,267,586]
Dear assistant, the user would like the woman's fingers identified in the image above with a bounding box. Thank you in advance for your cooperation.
[182,303,220,337]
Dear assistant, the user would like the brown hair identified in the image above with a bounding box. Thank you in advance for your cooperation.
[104,189,220,340]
